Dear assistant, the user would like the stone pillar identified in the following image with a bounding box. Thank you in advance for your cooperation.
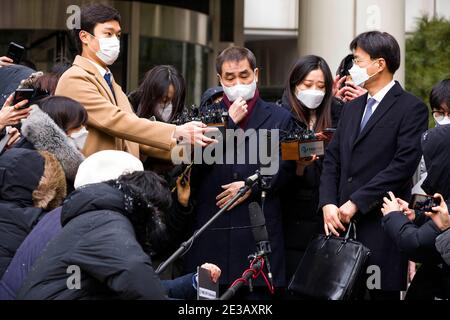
[298,0,405,84]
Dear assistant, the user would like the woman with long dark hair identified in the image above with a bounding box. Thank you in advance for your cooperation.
[281,55,341,285]
[129,65,187,174]
[284,55,334,134]
[129,65,186,123]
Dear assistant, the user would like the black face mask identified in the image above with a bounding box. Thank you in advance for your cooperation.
[421,125,450,200]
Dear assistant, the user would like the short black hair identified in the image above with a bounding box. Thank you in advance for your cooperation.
[350,31,400,74]
[37,96,88,133]
[73,4,121,54]
[430,79,450,110]
[216,46,256,75]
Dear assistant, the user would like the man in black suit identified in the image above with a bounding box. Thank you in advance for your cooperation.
[319,31,429,299]
[185,47,293,298]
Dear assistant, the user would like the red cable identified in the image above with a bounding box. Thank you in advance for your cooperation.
[229,277,248,288]
[228,256,275,295]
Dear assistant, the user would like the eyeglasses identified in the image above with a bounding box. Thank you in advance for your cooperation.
[352,58,367,65]
[432,111,450,121]
[352,58,380,66]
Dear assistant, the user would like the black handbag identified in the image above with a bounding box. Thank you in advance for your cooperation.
[288,222,371,300]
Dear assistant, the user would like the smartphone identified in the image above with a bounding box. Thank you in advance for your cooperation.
[12,88,35,108]
[345,81,359,89]
[322,128,336,142]
[409,194,439,212]
[6,42,25,64]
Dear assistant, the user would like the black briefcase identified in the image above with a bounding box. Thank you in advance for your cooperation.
[288,222,371,300]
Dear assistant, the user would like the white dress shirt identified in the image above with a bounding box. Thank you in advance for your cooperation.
[87,59,111,78]
[361,79,396,120]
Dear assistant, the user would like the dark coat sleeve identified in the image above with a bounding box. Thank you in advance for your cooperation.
[435,228,450,266]
[161,273,196,300]
[318,105,346,208]
[349,101,428,214]
[162,193,194,251]
[69,217,168,300]
[382,211,443,264]
[268,111,296,194]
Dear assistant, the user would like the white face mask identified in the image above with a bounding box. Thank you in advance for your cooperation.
[87,33,120,66]
[348,61,379,86]
[157,102,173,122]
[221,77,257,102]
[296,89,325,109]
[435,117,450,126]
[69,127,88,151]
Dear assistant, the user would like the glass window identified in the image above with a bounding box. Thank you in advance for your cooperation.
[139,37,209,105]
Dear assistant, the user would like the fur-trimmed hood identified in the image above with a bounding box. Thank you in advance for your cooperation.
[0,148,66,211]
[20,105,84,181]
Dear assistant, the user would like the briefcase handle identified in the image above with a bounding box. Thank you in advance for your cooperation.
[321,220,357,248]
[343,220,357,240]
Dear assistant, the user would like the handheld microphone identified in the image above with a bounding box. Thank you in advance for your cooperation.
[248,202,273,286]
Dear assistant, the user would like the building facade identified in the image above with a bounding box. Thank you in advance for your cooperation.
[1,0,449,103]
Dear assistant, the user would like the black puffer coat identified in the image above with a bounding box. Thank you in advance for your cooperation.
[0,148,46,278]
[17,183,192,300]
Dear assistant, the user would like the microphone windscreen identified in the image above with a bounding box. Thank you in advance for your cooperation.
[248,202,268,243]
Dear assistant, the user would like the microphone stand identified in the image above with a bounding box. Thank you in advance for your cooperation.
[219,255,263,300]
[155,172,259,275]
[258,174,273,288]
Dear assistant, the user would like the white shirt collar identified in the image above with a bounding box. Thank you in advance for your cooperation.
[87,59,110,77]
[368,79,396,103]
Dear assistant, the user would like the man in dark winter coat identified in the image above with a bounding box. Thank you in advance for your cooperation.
[381,124,450,299]
[319,31,429,299]
[0,148,66,278]
[185,46,293,293]
[17,171,220,300]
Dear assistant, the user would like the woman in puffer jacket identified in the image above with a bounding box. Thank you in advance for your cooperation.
[12,95,86,192]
